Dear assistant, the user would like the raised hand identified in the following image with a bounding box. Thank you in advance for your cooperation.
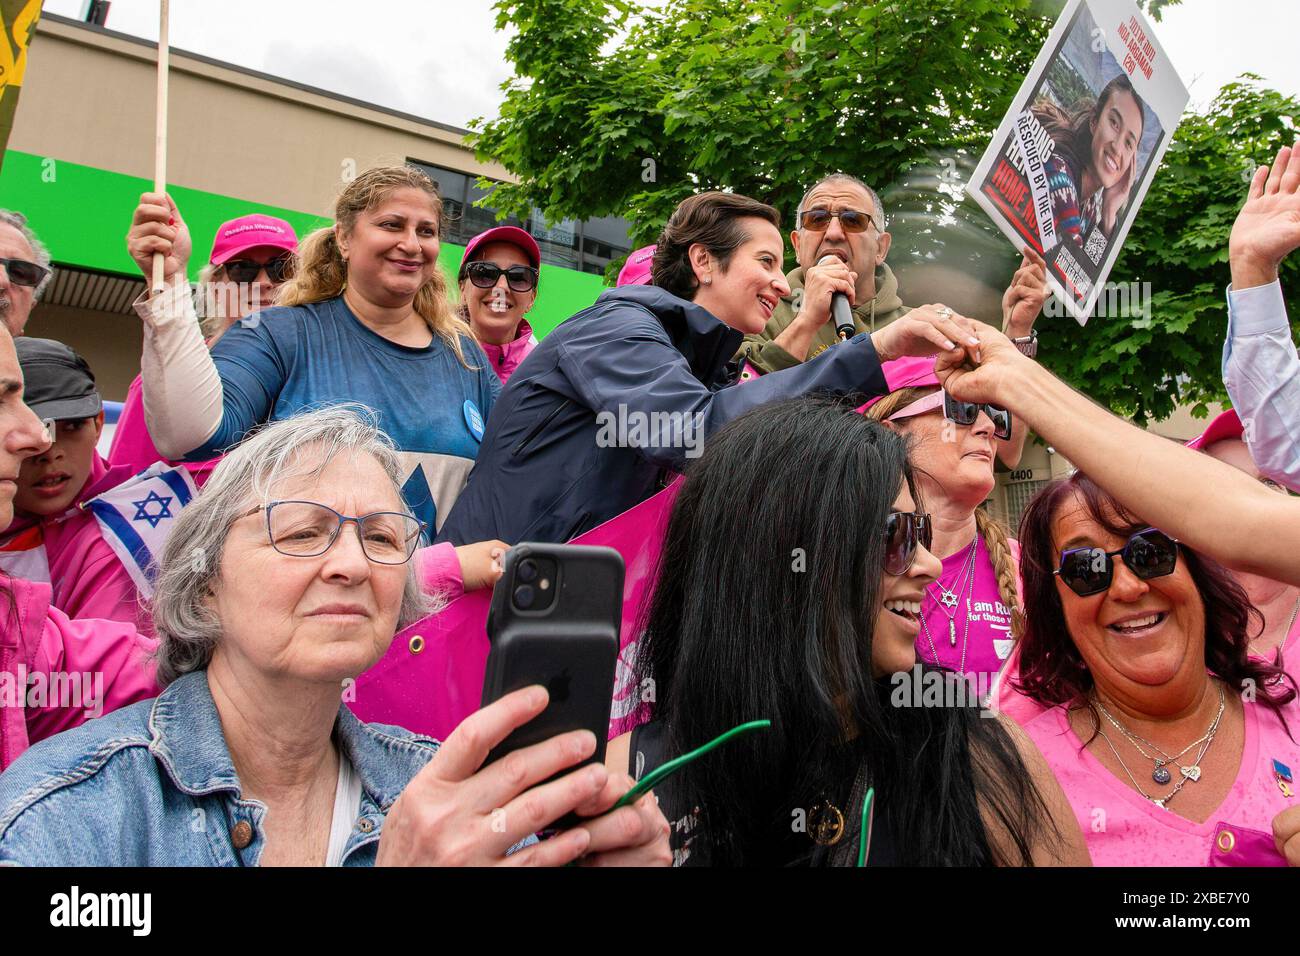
[1001,245,1049,338]
[376,686,607,867]
[870,303,981,365]
[126,192,192,287]
[932,319,1032,408]
[1230,138,1300,289]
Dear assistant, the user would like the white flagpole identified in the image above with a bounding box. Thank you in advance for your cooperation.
[150,0,170,295]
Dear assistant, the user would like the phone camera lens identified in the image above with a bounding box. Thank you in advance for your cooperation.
[513,585,535,610]
[517,559,539,583]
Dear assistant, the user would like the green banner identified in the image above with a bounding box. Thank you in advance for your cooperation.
[0,0,41,176]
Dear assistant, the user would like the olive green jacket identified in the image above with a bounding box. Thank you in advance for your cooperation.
[738,262,910,374]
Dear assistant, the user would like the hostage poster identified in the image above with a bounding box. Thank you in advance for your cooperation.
[967,0,1188,324]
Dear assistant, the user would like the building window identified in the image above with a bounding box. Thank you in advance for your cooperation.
[1004,479,1050,532]
[408,159,631,273]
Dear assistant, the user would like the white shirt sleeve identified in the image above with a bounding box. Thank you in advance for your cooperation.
[1222,280,1300,490]
[132,281,225,460]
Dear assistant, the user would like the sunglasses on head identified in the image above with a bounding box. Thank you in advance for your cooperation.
[942,392,1013,441]
[798,208,876,234]
[885,510,932,576]
[0,257,49,288]
[463,261,539,293]
[222,255,294,284]
[1054,527,1179,598]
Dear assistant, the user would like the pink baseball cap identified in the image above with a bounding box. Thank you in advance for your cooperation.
[208,214,299,265]
[1186,409,1243,451]
[857,356,941,413]
[460,226,541,273]
[617,245,656,286]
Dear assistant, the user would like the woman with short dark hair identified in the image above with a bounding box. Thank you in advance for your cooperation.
[441,191,983,545]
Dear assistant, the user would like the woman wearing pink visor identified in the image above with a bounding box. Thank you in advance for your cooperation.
[111,211,299,478]
[864,356,1022,693]
[457,226,540,384]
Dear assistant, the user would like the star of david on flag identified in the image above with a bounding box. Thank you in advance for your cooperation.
[85,463,199,598]
[131,489,174,528]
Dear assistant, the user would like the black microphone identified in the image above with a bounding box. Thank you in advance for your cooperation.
[819,254,855,341]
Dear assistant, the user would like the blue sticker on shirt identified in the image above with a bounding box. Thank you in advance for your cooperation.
[463,400,485,442]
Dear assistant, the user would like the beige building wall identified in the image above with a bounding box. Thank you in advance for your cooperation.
[10,16,508,217]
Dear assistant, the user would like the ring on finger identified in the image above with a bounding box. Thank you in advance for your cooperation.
[935,307,953,319]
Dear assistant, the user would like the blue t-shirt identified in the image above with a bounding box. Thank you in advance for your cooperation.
[196,295,500,533]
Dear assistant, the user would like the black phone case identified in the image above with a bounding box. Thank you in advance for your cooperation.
[481,544,624,785]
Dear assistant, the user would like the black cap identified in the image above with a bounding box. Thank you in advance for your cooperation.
[15,337,102,421]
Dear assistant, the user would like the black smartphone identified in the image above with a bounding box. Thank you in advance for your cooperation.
[480,543,624,804]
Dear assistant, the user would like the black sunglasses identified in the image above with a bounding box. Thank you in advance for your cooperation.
[798,208,876,234]
[0,257,49,288]
[1054,528,1179,598]
[943,392,1013,441]
[463,261,538,293]
[885,511,932,576]
[222,255,295,284]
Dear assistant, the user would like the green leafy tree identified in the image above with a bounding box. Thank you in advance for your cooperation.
[1038,80,1299,422]
[471,0,1053,242]
[471,0,1292,422]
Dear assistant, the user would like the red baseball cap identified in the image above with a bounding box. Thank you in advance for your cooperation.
[1186,409,1244,451]
[617,245,656,286]
[208,214,299,265]
[460,226,541,273]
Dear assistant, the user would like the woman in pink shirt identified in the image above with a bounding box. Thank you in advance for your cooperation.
[1,338,146,629]
[455,226,539,384]
[864,356,1024,690]
[1009,471,1299,866]
[0,328,158,770]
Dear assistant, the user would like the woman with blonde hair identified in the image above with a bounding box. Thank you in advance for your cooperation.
[127,165,504,588]
[865,356,1023,690]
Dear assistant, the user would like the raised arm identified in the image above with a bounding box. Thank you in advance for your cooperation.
[1223,139,1300,489]
[935,324,1300,587]
[126,193,226,460]
[995,245,1049,468]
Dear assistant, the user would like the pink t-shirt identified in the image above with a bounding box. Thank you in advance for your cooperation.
[1021,697,1299,866]
[915,535,1015,687]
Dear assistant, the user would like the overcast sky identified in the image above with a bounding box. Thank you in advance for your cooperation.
[45,0,1300,126]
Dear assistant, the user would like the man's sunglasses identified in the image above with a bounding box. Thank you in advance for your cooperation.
[943,393,1013,441]
[798,208,876,234]
[221,255,295,284]
[885,510,932,576]
[463,261,539,293]
[0,257,50,288]
[1054,528,1179,598]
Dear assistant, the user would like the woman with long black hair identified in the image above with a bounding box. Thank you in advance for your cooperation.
[607,397,1088,866]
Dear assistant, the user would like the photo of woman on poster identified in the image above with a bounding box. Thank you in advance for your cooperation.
[1032,73,1148,247]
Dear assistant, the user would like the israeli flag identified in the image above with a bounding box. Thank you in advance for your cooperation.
[85,463,199,598]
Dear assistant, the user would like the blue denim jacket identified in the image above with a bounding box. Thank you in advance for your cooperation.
[0,670,442,866]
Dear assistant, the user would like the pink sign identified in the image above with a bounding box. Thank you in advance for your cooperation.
[348,480,681,742]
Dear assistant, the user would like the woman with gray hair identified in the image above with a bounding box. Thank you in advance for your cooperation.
[0,405,670,866]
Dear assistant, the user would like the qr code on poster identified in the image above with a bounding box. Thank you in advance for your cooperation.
[1084,227,1106,267]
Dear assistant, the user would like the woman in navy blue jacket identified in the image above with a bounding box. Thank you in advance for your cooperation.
[440,191,981,545]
